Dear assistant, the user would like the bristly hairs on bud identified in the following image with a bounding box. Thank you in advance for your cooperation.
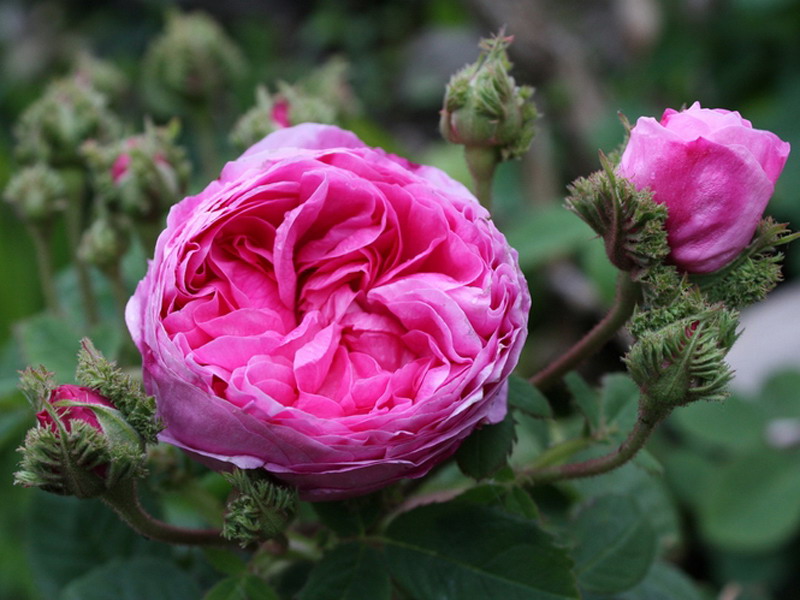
[75,339,162,443]
[18,366,57,409]
[626,308,739,415]
[692,217,800,310]
[222,469,298,547]
[565,152,670,275]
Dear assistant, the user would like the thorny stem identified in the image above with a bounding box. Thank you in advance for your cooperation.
[101,478,233,547]
[531,272,641,391]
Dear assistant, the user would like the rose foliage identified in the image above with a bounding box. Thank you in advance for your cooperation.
[127,124,530,500]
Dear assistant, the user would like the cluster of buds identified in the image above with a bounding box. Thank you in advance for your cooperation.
[231,57,358,150]
[15,340,160,498]
[142,10,245,112]
[71,51,129,103]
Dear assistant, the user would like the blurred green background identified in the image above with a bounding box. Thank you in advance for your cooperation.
[2,1,800,598]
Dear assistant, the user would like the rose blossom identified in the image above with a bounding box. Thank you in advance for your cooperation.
[37,385,115,434]
[127,124,530,500]
[618,101,790,273]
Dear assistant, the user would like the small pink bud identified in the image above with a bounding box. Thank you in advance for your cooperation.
[36,385,115,434]
[111,153,132,183]
[271,98,290,128]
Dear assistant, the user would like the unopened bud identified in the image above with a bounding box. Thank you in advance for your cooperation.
[71,52,128,101]
[3,164,67,223]
[15,380,145,498]
[223,469,298,547]
[84,120,190,220]
[14,78,120,166]
[142,10,245,109]
[440,32,537,161]
[79,216,130,270]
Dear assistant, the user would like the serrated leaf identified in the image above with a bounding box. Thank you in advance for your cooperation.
[565,372,600,433]
[456,484,539,520]
[599,374,639,432]
[456,411,516,479]
[586,561,705,600]
[59,557,200,600]
[670,396,766,453]
[204,575,278,600]
[299,542,390,600]
[312,493,383,537]
[507,375,553,419]
[202,548,247,577]
[570,495,657,595]
[699,448,800,551]
[385,501,579,600]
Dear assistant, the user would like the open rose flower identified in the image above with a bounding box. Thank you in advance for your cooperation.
[127,124,530,500]
[618,102,790,273]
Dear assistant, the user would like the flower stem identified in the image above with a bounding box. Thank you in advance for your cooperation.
[464,146,498,210]
[62,170,99,326]
[531,272,640,391]
[27,223,62,316]
[522,404,662,485]
[101,478,232,547]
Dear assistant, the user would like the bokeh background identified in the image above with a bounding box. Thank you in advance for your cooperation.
[2,1,800,598]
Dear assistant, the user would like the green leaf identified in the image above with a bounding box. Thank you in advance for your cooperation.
[670,396,766,453]
[203,548,247,577]
[507,375,553,419]
[456,411,516,479]
[204,575,278,600]
[456,484,540,520]
[27,492,168,598]
[565,372,601,433]
[385,501,579,600]
[587,561,705,600]
[699,448,800,551]
[505,205,594,271]
[569,495,657,595]
[599,374,639,433]
[312,493,384,537]
[0,337,25,398]
[14,314,80,382]
[299,542,390,600]
[59,557,200,600]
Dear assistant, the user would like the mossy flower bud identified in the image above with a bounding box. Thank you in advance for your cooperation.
[440,32,537,161]
[3,164,67,223]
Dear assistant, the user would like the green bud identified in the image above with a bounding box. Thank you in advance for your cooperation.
[222,469,298,547]
[14,78,121,166]
[626,308,739,414]
[566,154,670,276]
[83,119,190,221]
[142,10,245,110]
[440,32,537,161]
[230,86,285,151]
[78,216,130,270]
[3,164,67,223]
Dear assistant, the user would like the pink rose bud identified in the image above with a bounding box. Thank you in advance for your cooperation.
[37,385,115,434]
[618,102,790,273]
[127,123,530,501]
[270,98,290,128]
[111,153,132,183]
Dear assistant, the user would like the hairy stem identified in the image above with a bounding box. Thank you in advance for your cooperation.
[522,404,662,485]
[531,272,640,391]
[101,478,232,547]
[62,171,99,326]
[464,146,498,210]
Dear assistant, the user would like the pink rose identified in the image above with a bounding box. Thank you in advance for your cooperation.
[618,102,790,273]
[37,385,115,434]
[126,124,530,501]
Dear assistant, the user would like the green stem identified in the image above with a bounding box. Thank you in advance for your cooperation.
[522,405,662,485]
[531,272,640,391]
[102,478,232,547]
[464,146,498,210]
[191,103,219,179]
[63,172,99,326]
[27,223,63,316]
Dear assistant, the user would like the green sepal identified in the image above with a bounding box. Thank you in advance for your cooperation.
[75,338,163,443]
[222,469,298,547]
[565,154,669,275]
[693,217,800,309]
